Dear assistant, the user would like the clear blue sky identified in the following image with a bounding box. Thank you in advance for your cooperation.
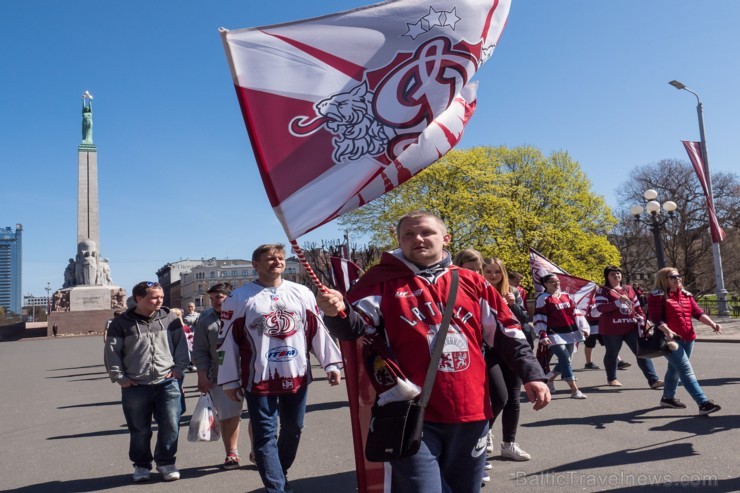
[2,1,738,299]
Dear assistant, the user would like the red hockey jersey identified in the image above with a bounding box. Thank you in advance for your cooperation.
[343,251,537,424]
[534,292,586,345]
[591,284,644,336]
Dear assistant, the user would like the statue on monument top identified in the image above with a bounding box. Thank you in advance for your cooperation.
[81,90,94,145]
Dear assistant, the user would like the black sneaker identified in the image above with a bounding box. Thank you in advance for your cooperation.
[617,361,632,370]
[584,362,600,370]
[660,397,687,409]
[699,400,721,416]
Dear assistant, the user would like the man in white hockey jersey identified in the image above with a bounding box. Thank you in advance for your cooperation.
[218,244,343,493]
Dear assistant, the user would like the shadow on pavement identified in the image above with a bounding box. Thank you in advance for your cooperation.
[526,442,697,476]
[245,471,356,493]
[69,376,112,382]
[649,414,739,435]
[58,400,120,409]
[695,376,740,388]
[47,364,105,371]
[46,371,108,379]
[522,406,663,430]
[522,406,737,433]
[6,465,240,492]
[306,400,348,413]
[47,427,130,440]
[6,474,131,492]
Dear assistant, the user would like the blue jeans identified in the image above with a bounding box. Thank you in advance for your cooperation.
[121,378,182,468]
[602,331,660,384]
[663,340,708,405]
[549,343,576,381]
[244,385,308,493]
[390,420,488,493]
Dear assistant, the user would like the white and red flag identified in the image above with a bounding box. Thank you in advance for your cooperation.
[222,3,512,491]
[529,248,596,312]
[682,141,726,243]
[329,256,364,296]
[220,0,511,240]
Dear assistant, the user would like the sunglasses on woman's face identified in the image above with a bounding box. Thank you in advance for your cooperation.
[668,275,682,280]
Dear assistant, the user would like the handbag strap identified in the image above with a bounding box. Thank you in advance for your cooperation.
[418,269,459,409]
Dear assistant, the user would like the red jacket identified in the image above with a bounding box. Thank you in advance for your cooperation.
[647,289,704,342]
[324,251,544,424]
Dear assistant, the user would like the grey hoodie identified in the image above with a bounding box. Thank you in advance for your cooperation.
[105,306,189,385]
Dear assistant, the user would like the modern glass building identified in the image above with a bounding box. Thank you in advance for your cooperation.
[0,224,22,315]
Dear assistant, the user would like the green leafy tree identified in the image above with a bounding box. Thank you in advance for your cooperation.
[339,145,619,284]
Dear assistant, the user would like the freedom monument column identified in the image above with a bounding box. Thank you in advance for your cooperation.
[48,92,127,336]
[78,90,100,250]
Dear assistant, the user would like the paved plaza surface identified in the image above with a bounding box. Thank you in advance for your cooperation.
[1,319,738,492]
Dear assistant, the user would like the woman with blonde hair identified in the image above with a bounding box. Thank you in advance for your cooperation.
[483,259,530,333]
[647,267,722,415]
[479,257,532,462]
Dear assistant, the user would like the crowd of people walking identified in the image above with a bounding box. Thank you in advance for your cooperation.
[103,212,724,492]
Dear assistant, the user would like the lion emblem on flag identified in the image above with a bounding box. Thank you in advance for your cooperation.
[290,82,390,163]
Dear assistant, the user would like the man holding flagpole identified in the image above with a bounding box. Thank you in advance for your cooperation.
[220,2,515,490]
[319,211,550,493]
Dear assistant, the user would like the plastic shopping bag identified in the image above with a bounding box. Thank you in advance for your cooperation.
[187,393,221,442]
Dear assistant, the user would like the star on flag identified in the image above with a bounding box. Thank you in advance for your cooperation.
[404,7,462,39]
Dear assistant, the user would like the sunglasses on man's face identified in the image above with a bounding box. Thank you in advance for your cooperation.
[668,275,682,280]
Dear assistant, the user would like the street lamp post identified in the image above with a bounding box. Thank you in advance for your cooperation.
[630,189,677,270]
[669,80,729,316]
[45,282,51,318]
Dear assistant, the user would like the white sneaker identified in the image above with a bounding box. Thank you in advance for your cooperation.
[571,390,587,399]
[485,430,494,454]
[481,472,491,483]
[501,442,531,461]
[156,464,180,481]
[132,466,150,482]
[484,462,493,470]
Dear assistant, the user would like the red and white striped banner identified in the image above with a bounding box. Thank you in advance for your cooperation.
[330,256,363,296]
[682,141,726,243]
[529,248,596,312]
